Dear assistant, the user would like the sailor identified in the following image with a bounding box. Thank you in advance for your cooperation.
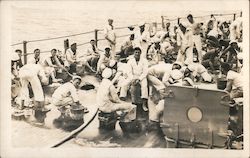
[19,63,49,125]
[175,23,194,65]
[43,49,65,83]
[219,40,240,71]
[51,76,88,112]
[96,68,136,121]
[229,17,242,42]
[76,42,97,74]
[147,59,172,91]
[186,62,213,83]
[104,18,116,59]
[221,62,243,99]
[202,36,221,72]
[187,14,203,63]
[85,39,100,70]
[119,47,149,110]
[65,43,77,74]
[119,34,135,59]
[134,22,151,58]
[147,38,162,66]
[96,46,112,75]
[28,49,42,64]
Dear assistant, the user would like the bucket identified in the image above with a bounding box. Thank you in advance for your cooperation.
[217,78,227,90]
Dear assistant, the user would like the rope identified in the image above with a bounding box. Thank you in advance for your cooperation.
[51,108,99,148]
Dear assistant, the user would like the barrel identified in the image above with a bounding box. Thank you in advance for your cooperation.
[217,78,227,90]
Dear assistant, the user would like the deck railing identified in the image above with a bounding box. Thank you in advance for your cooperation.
[11,11,242,64]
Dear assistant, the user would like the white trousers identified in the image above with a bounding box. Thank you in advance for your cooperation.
[119,77,148,99]
[20,75,44,102]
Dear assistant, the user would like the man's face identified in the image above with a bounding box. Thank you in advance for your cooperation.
[134,50,141,61]
[71,45,77,52]
[90,40,95,46]
[51,50,57,57]
[231,43,238,49]
[187,17,194,23]
[108,19,113,25]
[16,51,22,58]
[73,79,81,88]
[105,49,111,57]
[34,50,40,58]
[130,34,135,40]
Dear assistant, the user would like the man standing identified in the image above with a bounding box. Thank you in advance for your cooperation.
[176,23,194,65]
[119,47,148,110]
[104,19,116,59]
[187,14,203,63]
[19,63,49,125]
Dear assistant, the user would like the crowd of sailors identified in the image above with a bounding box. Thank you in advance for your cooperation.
[11,14,243,133]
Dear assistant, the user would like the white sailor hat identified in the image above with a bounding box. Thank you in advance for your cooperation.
[105,46,111,50]
[72,75,82,81]
[109,59,117,68]
[11,53,20,61]
[173,61,183,67]
[102,68,113,79]
[187,64,196,72]
[171,69,183,80]
[183,77,194,86]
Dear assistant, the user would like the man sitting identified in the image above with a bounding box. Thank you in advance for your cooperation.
[221,62,243,99]
[96,68,136,122]
[43,49,65,83]
[119,47,148,110]
[96,46,112,75]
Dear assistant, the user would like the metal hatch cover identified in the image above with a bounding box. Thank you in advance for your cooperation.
[162,85,229,148]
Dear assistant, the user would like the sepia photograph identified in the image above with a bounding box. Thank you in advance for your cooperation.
[0,0,249,157]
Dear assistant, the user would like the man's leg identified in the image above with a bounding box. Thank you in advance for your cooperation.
[119,79,132,99]
[184,47,194,65]
[194,35,202,63]
[140,78,149,111]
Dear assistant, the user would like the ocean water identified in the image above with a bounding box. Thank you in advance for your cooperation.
[10,1,241,59]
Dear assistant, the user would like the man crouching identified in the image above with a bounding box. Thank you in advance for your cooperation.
[51,76,88,130]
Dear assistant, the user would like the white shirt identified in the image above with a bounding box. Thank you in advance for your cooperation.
[65,48,77,64]
[104,24,116,42]
[96,78,119,110]
[226,70,243,88]
[148,62,172,79]
[127,57,148,81]
[19,64,47,81]
[52,82,79,102]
